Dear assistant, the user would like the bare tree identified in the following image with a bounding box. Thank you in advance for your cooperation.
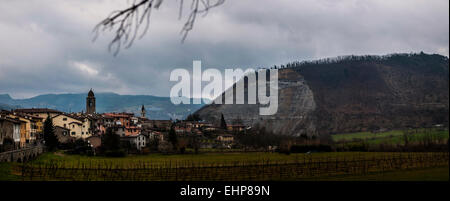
[93,0,225,56]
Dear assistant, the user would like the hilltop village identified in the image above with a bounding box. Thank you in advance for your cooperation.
[0,89,247,154]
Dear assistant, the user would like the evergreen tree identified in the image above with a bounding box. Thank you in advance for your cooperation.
[149,135,160,151]
[168,125,178,151]
[220,113,227,130]
[100,127,124,156]
[191,135,200,154]
[43,116,58,151]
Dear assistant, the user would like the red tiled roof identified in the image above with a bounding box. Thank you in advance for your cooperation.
[103,113,134,118]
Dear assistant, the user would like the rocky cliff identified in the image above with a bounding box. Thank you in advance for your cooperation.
[195,53,449,136]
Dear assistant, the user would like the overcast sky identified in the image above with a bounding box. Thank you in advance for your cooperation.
[0,0,448,99]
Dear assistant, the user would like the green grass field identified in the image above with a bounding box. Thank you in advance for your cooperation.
[29,151,393,168]
[2,151,448,181]
[31,151,447,167]
[0,163,21,181]
[331,129,449,145]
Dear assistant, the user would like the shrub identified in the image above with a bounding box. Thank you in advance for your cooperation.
[66,139,93,155]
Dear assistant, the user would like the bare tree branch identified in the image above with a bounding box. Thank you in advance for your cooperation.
[93,0,225,56]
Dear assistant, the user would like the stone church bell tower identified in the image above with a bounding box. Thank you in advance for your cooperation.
[86,89,96,114]
[141,105,146,118]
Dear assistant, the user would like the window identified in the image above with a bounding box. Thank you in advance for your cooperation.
[63,131,67,136]
[82,132,84,135]
[63,118,67,121]
[71,132,75,135]
[64,124,66,128]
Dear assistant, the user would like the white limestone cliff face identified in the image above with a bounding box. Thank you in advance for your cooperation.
[195,69,318,137]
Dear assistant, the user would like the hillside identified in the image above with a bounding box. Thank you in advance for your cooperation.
[0,93,203,120]
[195,53,449,136]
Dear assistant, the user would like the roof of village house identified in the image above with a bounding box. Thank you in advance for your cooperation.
[52,113,84,122]
[121,133,146,138]
[13,114,42,122]
[84,113,102,119]
[1,113,39,123]
[14,108,63,114]
[101,115,115,119]
[2,110,43,120]
[71,113,100,120]
[65,113,86,121]
[0,116,24,124]
[103,112,134,118]
[17,113,43,120]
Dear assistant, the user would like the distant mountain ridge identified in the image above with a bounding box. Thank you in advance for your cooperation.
[0,92,204,120]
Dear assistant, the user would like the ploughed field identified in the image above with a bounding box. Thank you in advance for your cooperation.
[4,151,449,181]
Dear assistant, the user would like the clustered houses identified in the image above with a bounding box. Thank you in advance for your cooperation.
[0,110,43,150]
[173,121,216,135]
[0,115,22,151]
[0,89,244,153]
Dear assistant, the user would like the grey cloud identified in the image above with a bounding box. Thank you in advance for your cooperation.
[0,0,448,99]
